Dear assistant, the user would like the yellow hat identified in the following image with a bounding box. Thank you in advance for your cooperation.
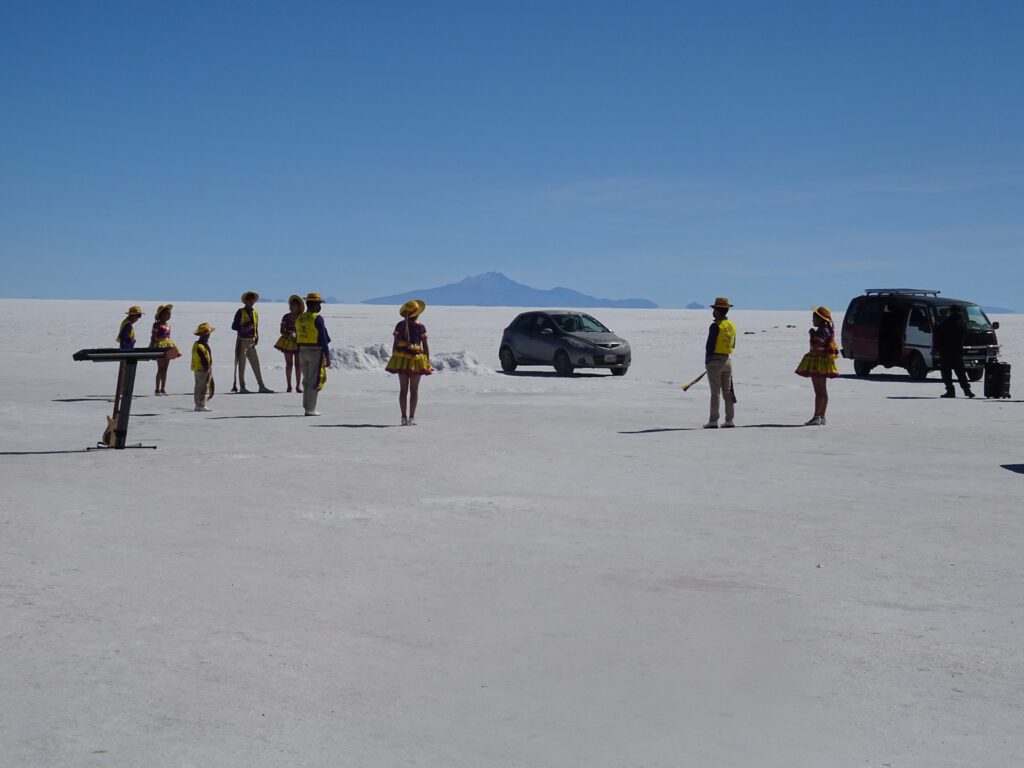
[710,297,733,309]
[241,291,260,303]
[305,292,324,303]
[813,306,833,322]
[400,299,426,318]
[125,306,143,315]
[194,322,215,336]
[155,304,173,320]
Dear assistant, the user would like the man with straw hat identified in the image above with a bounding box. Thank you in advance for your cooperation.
[191,323,216,412]
[231,290,273,394]
[295,292,332,416]
[704,296,737,428]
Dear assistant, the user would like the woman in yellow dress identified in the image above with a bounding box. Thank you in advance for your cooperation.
[795,306,840,425]
[385,300,433,425]
[150,304,182,396]
[274,294,305,393]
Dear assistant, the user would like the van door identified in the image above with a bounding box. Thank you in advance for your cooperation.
[904,304,934,367]
[879,303,907,364]
[847,299,881,359]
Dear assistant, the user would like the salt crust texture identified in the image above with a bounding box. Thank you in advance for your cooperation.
[1,299,1021,768]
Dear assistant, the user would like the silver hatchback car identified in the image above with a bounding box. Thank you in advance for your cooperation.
[499,311,631,376]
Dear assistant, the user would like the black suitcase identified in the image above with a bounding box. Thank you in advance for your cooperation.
[984,361,1011,399]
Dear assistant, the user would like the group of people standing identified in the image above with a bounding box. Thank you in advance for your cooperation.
[702,296,840,428]
[115,293,433,423]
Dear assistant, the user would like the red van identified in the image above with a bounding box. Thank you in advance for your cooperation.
[841,289,1001,380]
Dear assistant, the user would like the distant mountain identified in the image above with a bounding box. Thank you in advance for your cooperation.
[982,305,1016,314]
[362,272,657,309]
[685,302,704,310]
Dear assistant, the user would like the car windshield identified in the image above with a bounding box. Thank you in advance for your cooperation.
[553,313,609,333]
[937,304,993,330]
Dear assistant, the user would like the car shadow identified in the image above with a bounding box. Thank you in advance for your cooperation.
[500,370,609,379]
[838,373,947,384]
[1001,464,1024,475]
[310,424,397,429]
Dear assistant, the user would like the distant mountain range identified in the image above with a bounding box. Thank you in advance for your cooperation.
[362,272,657,309]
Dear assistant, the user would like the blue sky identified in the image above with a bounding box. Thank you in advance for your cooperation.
[1,1,1022,309]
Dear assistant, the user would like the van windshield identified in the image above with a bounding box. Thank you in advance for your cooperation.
[938,304,993,331]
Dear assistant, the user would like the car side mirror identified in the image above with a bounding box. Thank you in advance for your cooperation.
[992,321,1000,330]
[540,328,553,335]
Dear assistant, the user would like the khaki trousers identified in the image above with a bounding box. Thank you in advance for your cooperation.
[706,355,735,423]
[237,338,265,388]
[299,347,322,413]
[193,370,211,407]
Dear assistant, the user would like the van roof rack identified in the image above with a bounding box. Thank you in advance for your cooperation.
[864,288,941,297]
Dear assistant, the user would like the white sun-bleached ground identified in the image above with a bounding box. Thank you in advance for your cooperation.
[1,299,1021,768]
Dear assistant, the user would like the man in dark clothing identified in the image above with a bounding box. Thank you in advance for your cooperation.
[934,305,974,398]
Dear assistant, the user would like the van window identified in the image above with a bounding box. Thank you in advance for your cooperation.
[936,304,993,330]
[854,301,881,326]
[964,305,993,330]
[908,306,931,332]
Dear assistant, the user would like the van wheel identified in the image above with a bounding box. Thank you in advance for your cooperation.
[553,350,574,377]
[907,352,929,381]
[611,367,628,376]
[499,347,517,373]
[967,368,984,382]
[853,359,874,377]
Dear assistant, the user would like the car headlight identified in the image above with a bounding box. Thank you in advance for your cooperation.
[567,338,592,350]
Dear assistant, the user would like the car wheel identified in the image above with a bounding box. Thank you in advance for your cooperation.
[499,346,517,373]
[853,359,874,377]
[611,367,628,376]
[907,352,929,380]
[967,368,984,382]
[553,350,574,377]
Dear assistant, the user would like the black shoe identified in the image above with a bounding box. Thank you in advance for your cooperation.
[940,391,955,398]
[965,390,975,399]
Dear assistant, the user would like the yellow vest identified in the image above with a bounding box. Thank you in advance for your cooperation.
[117,318,134,345]
[295,311,320,344]
[191,341,212,372]
[714,318,736,355]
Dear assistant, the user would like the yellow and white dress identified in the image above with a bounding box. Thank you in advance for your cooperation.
[795,324,839,378]
[151,321,182,359]
[274,312,300,352]
[385,319,433,376]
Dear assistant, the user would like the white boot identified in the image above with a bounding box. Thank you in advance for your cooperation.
[703,420,719,429]
[805,416,823,426]
[194,405,212,412]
